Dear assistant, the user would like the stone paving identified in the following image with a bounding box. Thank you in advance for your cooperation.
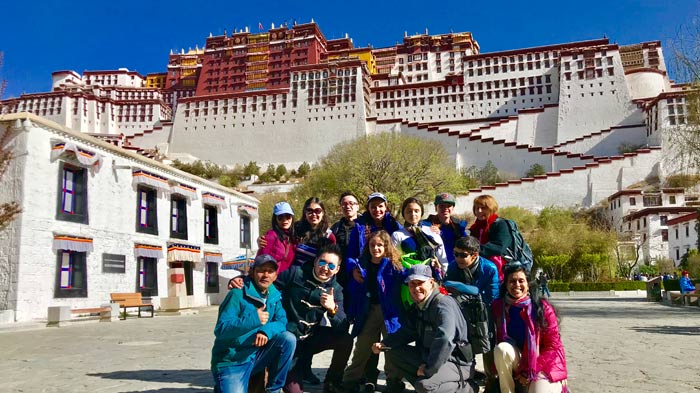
[0,296,699,393]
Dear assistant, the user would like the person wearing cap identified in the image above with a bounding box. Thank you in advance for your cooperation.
[258,201,297,273]
[680,270,696,293]
[372,264,477,393]
[211,254,296,393]
[424,192,468,265]
[345,192,402,389]
[276,244,353,393]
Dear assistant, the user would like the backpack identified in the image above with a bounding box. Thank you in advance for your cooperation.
[442,281,491,355]
[498,218,533,275]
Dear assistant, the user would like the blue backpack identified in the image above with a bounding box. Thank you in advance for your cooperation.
[499,218,534,275]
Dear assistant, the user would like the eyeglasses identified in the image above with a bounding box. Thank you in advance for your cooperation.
[317,260,337,270]
[305,208,323,215]
[454,251,471,259]
[341,202,359,207]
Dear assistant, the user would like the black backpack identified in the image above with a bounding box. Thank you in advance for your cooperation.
[443,281,491,355]
[498,218,534,275]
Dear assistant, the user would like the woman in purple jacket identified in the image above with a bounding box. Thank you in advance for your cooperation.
[491,264,568,393]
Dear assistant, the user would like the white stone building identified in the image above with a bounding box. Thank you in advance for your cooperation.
[0,113,259,324]
[667,212,698,265]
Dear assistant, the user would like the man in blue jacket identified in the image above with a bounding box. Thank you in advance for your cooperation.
[211,254,296,393]
[444,236,500,392]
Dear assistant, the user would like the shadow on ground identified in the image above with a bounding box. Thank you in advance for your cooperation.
[629,325,700,336]
[88,369,212,391]
[552,297,700,319]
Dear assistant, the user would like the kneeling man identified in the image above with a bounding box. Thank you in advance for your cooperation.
[211,254,295,393]
[373,264,477,393]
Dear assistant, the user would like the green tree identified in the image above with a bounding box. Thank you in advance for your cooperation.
[297,161,311,178]
[525,163,546,177]
[479,160,501,186]
[275,164,287,181]
[292,133,465,214]
[243,161,261,177]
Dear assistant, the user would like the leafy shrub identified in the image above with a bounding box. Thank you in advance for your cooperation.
[550,281,646,291]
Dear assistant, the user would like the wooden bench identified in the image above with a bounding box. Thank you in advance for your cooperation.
[110,292,154,319]
[47,304,119,327]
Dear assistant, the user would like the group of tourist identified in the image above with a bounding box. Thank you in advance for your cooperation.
[211,192,568,393]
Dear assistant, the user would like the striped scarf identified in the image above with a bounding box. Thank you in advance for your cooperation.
[498,294,538,382]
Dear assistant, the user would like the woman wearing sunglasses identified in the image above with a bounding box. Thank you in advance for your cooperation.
[257,201,297,273]
[293,197,337,268]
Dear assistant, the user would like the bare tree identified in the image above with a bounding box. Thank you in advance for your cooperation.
[0,52,22,230]
[614,233,645,279]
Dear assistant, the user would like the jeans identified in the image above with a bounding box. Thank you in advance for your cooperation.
[213,331,296,393]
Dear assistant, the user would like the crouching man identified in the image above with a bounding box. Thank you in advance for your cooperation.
[276,244,354,393]
[373,264,477,393]
[211,254,296,393]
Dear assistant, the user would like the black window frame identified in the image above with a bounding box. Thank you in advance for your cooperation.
[55,250,88,298]
[136,186,159,235]
[170,195,188,240]
[137,256,159,297]
[240,215,251,248]
[205,262,220,293]
[204,205,219,244]
[56,162,89,224]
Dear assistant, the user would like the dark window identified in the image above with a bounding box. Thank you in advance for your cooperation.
[204,205,219,244]
[170,195,188,240]
[675,228,679,239]
[57,163,88,224]
[136,186,158,235]
[55,251,87,298]
[240,215,251,248]
[660,216,668,225]
[137,257,158,296]
[661,229,668,242]
[685,225,690,237]
[629,197,636,206]
[206,262,220,293]
[669,195,677,204]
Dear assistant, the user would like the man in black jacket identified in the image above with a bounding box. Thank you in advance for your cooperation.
[373,264,477,393]
[277,244,353,393]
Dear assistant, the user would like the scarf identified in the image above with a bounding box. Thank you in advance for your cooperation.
[498,294,538,382]
[469,213,499,245]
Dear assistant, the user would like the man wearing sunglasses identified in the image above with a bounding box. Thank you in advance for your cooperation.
[275,244,353,393]
[445,236,500,392]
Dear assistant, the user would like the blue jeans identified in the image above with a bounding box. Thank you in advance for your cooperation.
[213,331,296,393]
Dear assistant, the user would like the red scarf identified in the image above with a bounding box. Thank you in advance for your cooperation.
[470,213,499,244]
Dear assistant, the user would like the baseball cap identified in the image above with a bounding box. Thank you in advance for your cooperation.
[682,270,689,275]
[253,254,279,269]
[367,192,388,204]
[273,201,294,216]
[405,264,433,283]
[435,192,456,206]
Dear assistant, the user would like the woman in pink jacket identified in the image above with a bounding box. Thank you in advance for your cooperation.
[257,201,296,272]
[491,263,568,393]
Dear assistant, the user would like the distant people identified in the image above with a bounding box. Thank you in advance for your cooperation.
[257,201,296,272]
[538,272,551,297]
[392,197,448,274]
[331,191,361,296]
[374,264,478,393]
[470,195,512,282]
[444,236,499,391]
[276,245,353,393]
[294,197,336,267]
[492,264,568,393]
[680,270,696,293]
[342,230,406,393]
[424,192,468,264]
[211,254,295,393]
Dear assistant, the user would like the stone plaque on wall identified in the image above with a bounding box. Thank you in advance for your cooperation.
[102,253,126,273]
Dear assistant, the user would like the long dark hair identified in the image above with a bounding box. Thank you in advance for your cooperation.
[271,211,294,242]
[400,197,424,226]
[499,264,559,329]
[295,197,330,244]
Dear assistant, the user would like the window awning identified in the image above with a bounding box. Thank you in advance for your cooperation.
[167,243,201,263]
[134,244,164,259]
[237,204,259,218]
[53,235,94,252]
[132,169,171,193]
[171,184,198,200]
[51,141,103,171]
[202,192,227,209]
[204,251,223,263]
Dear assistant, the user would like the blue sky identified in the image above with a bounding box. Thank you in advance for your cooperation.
[1,0,698,98]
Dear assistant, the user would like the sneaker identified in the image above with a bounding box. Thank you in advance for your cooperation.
[363,382,376,392]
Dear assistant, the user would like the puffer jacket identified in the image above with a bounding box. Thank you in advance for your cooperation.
[346,211,402,266]
[445,255,500,306]
[257,229,295,272]
[491,298,567,384]
[211,277,287,372]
